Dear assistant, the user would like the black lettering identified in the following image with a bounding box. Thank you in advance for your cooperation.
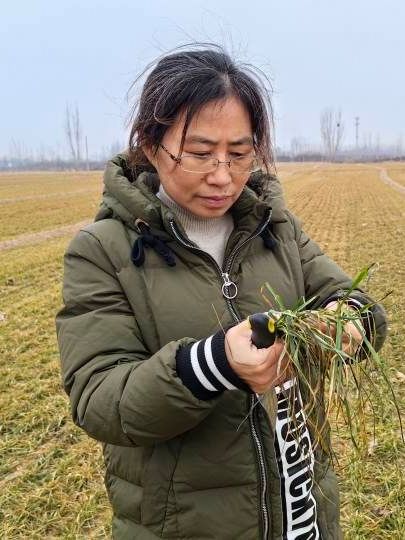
[295,528,318,540]
[287,457,312,477]
[285,435,311,465]
[291,495,314,521]
[290,409,304,424]
[277,386,292,400]
[298,435,311,457]
[277,408,289,420]
[277,396,289,410]
[281,419,305,442]
[292,398,303,415]
[285,440,301,464]
[286,409,304,426]
[292,511,316,530]
[290,471,312,498]
[277,392,302,412]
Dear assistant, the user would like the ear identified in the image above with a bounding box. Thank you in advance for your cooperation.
[142,145,158,168]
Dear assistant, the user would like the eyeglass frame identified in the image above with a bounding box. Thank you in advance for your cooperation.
[158,143,262,174]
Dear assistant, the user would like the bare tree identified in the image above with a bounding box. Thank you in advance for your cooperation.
[9,139,27,161]
[65,103,83,167]
[290,137,308,160]
[65,104,75,162]
[110,140,123,157]
[320,108,344,161]
[74,104,82,163]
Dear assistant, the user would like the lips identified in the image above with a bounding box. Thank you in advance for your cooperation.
[200,195,232,200]
[198,195,232,208]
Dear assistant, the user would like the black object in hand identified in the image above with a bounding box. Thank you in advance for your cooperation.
[248,313,279,349]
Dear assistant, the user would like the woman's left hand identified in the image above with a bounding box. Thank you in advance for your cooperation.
[319,301,365,357]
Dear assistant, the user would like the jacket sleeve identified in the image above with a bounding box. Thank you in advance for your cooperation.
[288,211,388,352]
[55,229,222,448]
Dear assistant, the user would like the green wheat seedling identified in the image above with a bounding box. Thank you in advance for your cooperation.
[257,264,403,461]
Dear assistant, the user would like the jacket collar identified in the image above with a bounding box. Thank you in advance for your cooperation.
[95,153,288,235]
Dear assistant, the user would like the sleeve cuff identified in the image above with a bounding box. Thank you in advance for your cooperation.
[176,330,250,400]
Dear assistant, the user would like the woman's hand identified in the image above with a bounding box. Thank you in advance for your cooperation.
[225,320,291,394]
[320,301,365,356]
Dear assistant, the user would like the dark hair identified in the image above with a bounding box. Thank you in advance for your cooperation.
[127,44,275,193]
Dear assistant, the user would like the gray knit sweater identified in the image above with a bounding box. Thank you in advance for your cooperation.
[157,185,234,267]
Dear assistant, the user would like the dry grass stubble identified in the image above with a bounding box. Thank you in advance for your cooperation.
[283,164,405,538]
[1,163,404,538]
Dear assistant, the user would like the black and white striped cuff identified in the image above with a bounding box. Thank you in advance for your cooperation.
[176,331,249,400]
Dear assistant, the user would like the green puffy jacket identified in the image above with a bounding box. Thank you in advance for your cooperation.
[56,155,387,539]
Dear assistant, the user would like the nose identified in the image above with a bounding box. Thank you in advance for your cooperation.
[206,161,233,187]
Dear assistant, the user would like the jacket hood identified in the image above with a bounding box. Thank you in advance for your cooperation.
[94,153,288,231]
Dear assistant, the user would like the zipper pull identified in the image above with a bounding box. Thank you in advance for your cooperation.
[221,272,238,300]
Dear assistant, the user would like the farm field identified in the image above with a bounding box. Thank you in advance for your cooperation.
[384,164,405,188]
[0,172,102,241]
[1,163,404,539]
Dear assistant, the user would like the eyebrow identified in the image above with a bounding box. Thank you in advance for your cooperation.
[184,135,254,146]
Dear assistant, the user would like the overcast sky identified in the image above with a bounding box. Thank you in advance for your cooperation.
[2,0,404,158]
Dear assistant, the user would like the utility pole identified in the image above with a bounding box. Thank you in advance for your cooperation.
[85,136,89,171]
[355,116,360,150]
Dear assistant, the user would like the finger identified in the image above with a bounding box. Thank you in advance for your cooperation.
[318,320,337,338]
[236,322,253,340]
[268,342,291,376]
[342,322,364,346]
[324,301,339,311]
[341,331,363,355]
[347,323,364,343]
[263,340,285,365]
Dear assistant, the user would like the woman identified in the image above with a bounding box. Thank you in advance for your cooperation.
[56,45,387,539]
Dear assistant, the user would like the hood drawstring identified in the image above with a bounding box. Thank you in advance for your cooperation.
[260,225,277,250]
[131,219,176,267]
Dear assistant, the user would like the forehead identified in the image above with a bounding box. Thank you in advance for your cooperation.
[167,96,253,144]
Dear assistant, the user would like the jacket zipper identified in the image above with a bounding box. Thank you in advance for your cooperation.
[169,209,272,540]
[169,209,271,320]
[249,398,269,540]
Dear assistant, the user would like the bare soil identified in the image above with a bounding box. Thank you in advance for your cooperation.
[0,219,91,252]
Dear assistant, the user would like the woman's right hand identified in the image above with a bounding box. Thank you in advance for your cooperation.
[225,320,291,394]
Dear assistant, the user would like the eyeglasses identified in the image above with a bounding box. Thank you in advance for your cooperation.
[159,144,263,174]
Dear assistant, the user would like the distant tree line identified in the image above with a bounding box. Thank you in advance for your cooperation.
[280,107,404,163]
[1,105,404,171]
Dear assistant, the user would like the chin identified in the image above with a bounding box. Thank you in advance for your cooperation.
[190,197,234,218]
[194,205,230,218]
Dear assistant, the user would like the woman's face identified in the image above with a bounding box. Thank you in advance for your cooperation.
[144,96,254,218]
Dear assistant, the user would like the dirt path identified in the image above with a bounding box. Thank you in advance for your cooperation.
[0,219,91,252]
[378,167,405,195]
